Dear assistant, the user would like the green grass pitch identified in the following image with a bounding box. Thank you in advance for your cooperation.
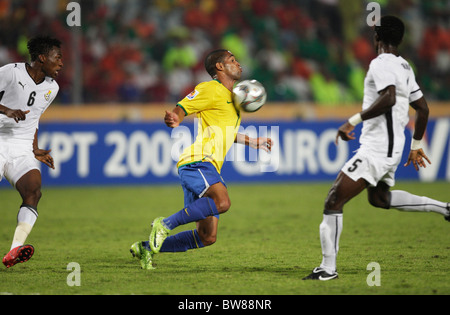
[0,181,449,295]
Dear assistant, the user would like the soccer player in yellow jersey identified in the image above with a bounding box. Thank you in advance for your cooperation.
[131,50,272,269]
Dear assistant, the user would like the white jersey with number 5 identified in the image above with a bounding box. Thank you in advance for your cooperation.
[0,63,59,144]
[360,53,423,158]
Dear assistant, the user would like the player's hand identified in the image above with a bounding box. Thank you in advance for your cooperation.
[34,149,55,169]
[335,122,356,145]
[251,137,273,152]
[404,148,431,171]
[164,110,180,128]
[5,109,30,123]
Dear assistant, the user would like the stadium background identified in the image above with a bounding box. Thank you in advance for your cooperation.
[0,0,449,187]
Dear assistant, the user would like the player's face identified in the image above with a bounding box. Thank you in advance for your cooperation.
[222,53,242,81]
[43,47,63,80]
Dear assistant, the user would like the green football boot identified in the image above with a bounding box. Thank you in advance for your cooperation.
[149,217,170,253]
[130,241,155,270]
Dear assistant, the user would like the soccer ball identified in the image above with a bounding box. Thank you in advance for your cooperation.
[232,80,267,112]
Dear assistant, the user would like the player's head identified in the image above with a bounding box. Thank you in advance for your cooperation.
[204,49,242,80]
[374,15,405,47]
[205,49,229,78]
[27,36,63,79]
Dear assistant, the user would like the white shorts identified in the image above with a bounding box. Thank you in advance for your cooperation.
[342,148,401,187]
[0,141,40,188]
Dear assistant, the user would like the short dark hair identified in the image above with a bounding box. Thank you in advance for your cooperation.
[374,16,405,46]
[204,49,229,78]
[27,36,61,62]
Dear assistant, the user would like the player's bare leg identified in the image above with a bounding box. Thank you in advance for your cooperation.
[203,182,231,215]
[196,216,219,247]
[195,182,230,246]
[16,170,42,208]
[324,172,368,213]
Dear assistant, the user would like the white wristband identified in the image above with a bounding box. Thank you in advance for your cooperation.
[348,113,362,126]
[411,139,422,151]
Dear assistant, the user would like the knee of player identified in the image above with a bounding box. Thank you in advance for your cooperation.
[368,197,390,209]
[33,187,42,201]
[199,231,217,246]
[368,193,390,209]
[216,198,231,214]
[324,190,338,211]
[22,187,42,205]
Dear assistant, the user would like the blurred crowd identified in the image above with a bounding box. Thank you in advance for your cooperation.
[0,0,449,105]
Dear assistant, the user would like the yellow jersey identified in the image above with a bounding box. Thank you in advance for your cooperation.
[177,79,241,173]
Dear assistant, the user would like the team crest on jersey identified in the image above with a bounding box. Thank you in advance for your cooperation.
[44,90,52,101]
[186,90,199,100]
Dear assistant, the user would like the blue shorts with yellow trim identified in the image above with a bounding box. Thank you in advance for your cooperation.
[178,162,225,219]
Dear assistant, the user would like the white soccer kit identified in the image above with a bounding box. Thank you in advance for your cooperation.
[343,53,423,186]
[0,63,59,186]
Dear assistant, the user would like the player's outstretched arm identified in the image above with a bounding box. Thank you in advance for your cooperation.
[235,133,272,152]
[32,129,54,169]
[404,96,431,171]
[409,96,429,146]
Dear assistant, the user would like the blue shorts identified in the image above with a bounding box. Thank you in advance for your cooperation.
[178,162,226,219]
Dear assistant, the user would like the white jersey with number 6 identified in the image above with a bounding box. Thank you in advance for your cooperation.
[0,63,59,144]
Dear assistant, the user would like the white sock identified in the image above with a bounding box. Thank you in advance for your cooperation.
[11,205,38,250]
[390,190,449,216]
[319,213,343,274]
